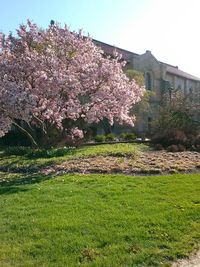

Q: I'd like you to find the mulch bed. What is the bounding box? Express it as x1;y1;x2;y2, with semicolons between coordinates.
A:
41;151;200;175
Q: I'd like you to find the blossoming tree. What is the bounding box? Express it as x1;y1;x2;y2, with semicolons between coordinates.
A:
0;21;144;147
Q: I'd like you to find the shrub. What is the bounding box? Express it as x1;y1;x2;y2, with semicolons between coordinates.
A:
151;130;187;148
173;130;187;145
184;134;196;149
94;135;106;143
166;145;179;152
119;133;127;140
193;135;200;151
195;134;200;146
126;133;136;141
0;131;31;146
4;146;32;156
105;133;116;141
152;130;200;151
151;133;169;147
178;144;186;152
26;149;49;158
195;144;200;152
119;132;136;141
154;144;164;151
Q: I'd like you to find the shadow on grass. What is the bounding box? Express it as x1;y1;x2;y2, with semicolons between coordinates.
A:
1;146;77;160
0;157;56;173
0;173;54;195
0;186;30;195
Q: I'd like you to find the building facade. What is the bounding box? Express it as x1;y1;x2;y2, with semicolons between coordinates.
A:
94;40;200;135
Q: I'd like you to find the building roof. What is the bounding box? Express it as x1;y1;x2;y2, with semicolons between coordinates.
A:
166;65;200;82
93;39;200;82
93;39;139;61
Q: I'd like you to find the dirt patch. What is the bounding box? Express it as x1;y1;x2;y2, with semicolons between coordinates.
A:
172;250;200;267
41;151;200;175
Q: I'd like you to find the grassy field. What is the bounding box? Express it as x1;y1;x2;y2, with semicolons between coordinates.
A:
1;171;200;267
0;144;200;266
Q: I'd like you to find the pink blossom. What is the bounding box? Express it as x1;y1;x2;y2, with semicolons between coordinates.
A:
0;20;144;143
71;127;84;139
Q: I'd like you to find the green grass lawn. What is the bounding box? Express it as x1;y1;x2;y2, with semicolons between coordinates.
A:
1;171;200;267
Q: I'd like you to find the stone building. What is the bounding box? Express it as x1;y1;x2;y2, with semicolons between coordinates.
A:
94;39;200;135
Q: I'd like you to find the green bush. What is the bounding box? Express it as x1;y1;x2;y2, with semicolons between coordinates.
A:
120;132;136;141
119;133;126;140
26;149;48;158
0;131;31;146
105;133;116;141
3;146;32;156
94;135;106;143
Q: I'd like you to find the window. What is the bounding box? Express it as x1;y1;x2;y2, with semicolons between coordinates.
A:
189;87;193;102
145;72;152;90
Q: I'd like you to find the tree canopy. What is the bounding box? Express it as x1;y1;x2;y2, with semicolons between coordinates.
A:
0;21;144;147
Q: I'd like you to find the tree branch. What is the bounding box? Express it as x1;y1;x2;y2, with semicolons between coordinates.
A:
32;114;47;135
12;121;38;148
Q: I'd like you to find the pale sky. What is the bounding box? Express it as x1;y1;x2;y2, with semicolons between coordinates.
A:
0;0;200;77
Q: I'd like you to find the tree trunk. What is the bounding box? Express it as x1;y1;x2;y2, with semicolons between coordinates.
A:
12;121;38;148
102;118;112;134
